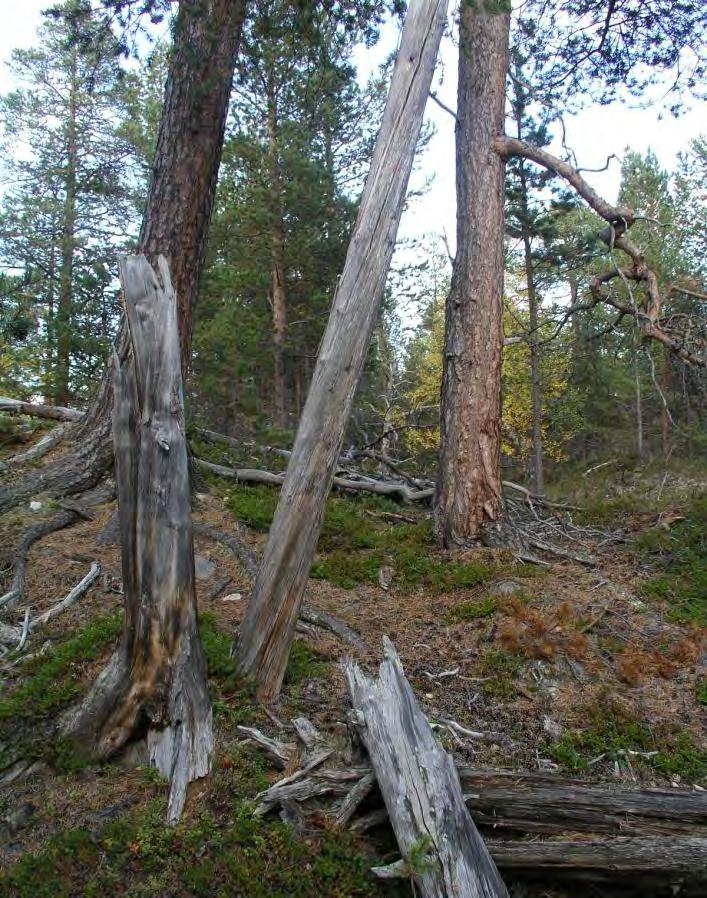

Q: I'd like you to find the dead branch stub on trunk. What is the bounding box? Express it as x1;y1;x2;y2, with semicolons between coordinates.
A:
61;255;211;823
344;637;508;898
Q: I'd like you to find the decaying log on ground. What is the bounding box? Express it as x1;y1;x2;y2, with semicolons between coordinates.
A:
344;638;508;897
487;836;707;890
0;397;83;422
242;737;707;842
61;256;212;823
459;768;707;837
194;457;435;503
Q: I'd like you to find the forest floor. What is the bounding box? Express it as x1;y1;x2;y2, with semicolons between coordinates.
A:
0;439;705;897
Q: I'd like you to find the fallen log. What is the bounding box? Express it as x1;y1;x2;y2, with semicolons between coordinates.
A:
460;768;707;837
344;638;508;897
0;397;82;422
488;836;707;890
194;458;435;503
240;738;707;841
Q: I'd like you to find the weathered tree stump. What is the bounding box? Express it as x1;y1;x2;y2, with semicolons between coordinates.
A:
344;638;508;898
62;256;212;822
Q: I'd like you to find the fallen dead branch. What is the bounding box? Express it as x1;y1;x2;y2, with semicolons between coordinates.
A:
0;562;101;645
194;458;435;504
0;397;83;422
28;562;101;631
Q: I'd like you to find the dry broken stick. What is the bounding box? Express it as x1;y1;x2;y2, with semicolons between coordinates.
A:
0;562;101;645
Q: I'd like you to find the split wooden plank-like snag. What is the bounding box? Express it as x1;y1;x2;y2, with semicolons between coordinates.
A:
62;256;211;822
344;638;508;898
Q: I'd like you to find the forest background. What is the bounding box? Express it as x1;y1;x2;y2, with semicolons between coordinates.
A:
1;0;705;489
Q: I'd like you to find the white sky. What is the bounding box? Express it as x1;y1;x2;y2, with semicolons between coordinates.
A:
1;0;704;298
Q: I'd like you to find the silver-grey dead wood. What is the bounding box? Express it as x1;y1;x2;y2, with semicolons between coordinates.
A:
233;0;450;703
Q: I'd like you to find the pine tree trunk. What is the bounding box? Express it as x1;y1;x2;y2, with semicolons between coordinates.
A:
522;221;544;495
435;3;511;547
660;348;671;461
0;0;247;513
267;87;288;429
233;0;449;702
635;349;644;460
62;257;211;824
55;50;78;407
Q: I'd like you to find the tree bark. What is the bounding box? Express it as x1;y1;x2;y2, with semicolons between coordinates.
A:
61;257;212;824
435;2;511;546
55;49;78;407
0;0;247;513
233;0;449;702
488;836;707;890
267;83;288;429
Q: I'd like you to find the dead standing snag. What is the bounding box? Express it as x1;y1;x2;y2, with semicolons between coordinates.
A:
61;256;212;823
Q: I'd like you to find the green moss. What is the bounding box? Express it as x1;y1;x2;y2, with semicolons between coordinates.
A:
697;678;707;707
0;615;122;723
0;774;405;898
476;649;523;700
224;487;501;593
638;494;707;625
198;613;260;727
446;595;499;623
225;484;279;531
549;697;707;782
284;640;329;686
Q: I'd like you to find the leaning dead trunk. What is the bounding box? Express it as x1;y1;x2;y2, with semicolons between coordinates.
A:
233;0;449;702
62;256;212;823
435;3;511;546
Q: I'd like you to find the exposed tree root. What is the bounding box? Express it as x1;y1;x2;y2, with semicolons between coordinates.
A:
193;521;258;579
0;422;113;516
193;521;367;653
1;510;80;611
1;422;73;471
